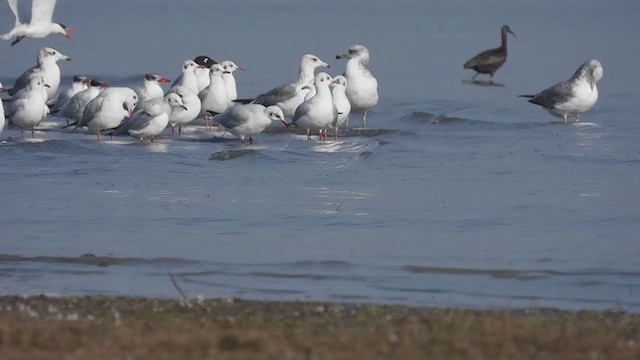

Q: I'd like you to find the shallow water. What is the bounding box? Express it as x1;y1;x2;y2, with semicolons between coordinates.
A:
0;0;639;311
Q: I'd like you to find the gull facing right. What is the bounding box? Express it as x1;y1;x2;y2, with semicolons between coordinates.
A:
520;59;603;123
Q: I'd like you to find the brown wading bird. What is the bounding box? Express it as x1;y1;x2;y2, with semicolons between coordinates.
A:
463;25;518;82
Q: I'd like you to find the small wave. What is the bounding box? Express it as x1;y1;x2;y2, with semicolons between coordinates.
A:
0;253;200;268
209;148;259;161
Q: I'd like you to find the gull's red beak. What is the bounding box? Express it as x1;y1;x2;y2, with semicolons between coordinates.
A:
158;77;171;83
280;120;289;127
82;78;91;84
65;28;75;41
237;66;247;71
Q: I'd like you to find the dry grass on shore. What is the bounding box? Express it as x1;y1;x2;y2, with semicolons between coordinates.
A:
0;295;638;359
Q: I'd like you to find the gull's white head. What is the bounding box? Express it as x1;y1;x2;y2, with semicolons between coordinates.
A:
264;106;288;127
165;92;187;111
209;64;225;78
586;59;604;83
181;60;199;73
300;54;329;72
39;47;71;64
221;60;246;74
121;91;138;117
336;44;370;62
52;22;75;41
145;73;171;84
313;72;334;89
331;75;347;88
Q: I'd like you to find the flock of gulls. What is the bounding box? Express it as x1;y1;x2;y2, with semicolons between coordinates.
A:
0;0;603;144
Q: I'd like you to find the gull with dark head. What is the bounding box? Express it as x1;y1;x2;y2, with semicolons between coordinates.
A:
50;75;89;113
59;79;108;126
251;54;329;118
213;104;287;144
520;59;603;123
463;25;517;82
336;44;378;128
0;0;75;46
135;73;171;103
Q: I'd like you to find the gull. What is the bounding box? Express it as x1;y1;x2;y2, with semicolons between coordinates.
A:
172;56;216;93
110;93;186;143
0;0;75;46
250;54;329;118
50;75;89;113
135;73;171;103
220;60;246;102
77;87;138;139
463;25;518;82
291;72;336;140
170;60;202;94
329;75;351;139
520;59;603;123
199;64;229;130
213;104;287;144
58;79;108;126
0;82;5;136
7;75;49;137
7;47;70;101
168;85;201;135
336;45;378;127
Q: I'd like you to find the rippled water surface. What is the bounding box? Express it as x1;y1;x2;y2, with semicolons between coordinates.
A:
1;0;639;311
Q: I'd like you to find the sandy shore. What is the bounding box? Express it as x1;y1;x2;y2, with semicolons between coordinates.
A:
0;295;638;359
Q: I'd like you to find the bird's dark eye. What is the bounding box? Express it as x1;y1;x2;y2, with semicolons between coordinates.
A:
348;49;355;54
49;51;55;55
312;58;318;62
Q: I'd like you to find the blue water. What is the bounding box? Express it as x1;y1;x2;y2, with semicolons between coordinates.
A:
0;0;639;311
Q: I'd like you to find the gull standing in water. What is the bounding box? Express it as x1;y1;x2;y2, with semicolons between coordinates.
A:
463;25;517;82
0;0;75;46
7;47;71;101
170;60;202;95
520;59;603;123
329;75;351;139
0;82;5;136
336;45;378;128
59;79;108;126
220;60;246;102
135;73;171;103
7;75;49;138
250;54;329;118
168;85;201;135
213;104;287;144
77;87;138;139
291;72;336;140
110;93;186;143
199;64;229;130
50;75;89;113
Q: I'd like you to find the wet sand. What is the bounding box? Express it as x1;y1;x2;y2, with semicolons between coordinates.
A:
0;295;638;359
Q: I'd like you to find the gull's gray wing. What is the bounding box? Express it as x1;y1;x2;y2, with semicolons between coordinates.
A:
527;80;575;109
291;101;310;124
8;66;38;96
215;104;256;129
79;94;105;127
253;84;296;106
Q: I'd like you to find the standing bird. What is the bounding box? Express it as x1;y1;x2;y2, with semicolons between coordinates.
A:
250;54;329;118
463;25;518;82
329;75;351;139
170;60;201;95
519;59;603;123
0;0;75;46
50;75;89;113
291;72;337;140
135;73;171;103
168;85;201;135
110;93;186;143
172;56;217;93
8;47;71;101
220;60;246;102
0;82;5;136
59;79;108;126
199;64;229;130
336;44;378;128
7;75;50;138
77;87;138;139
213;104;287;144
